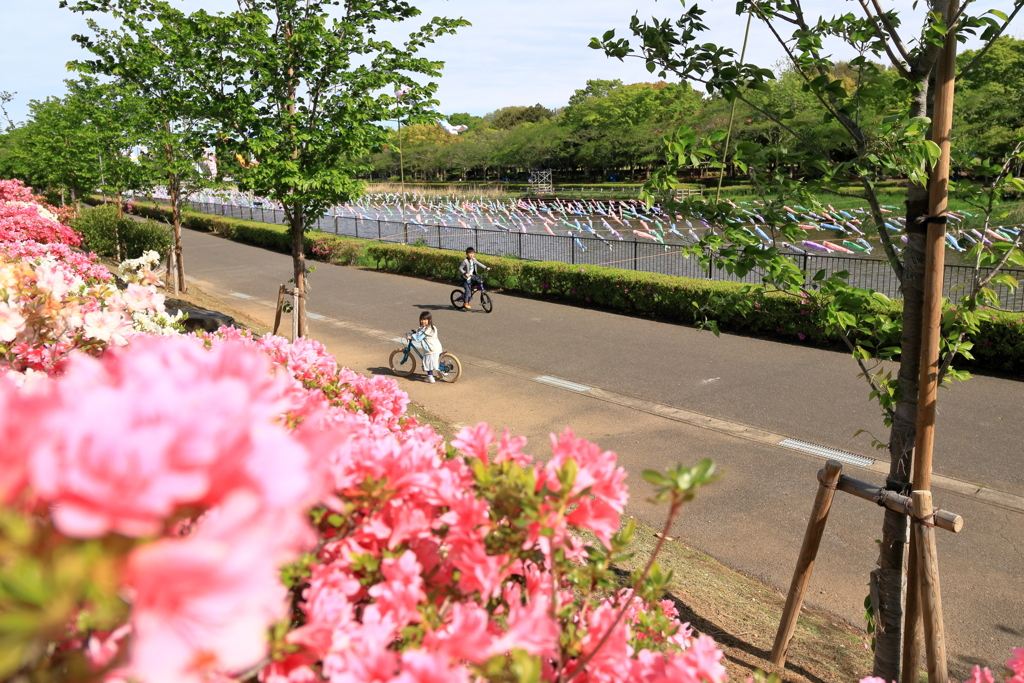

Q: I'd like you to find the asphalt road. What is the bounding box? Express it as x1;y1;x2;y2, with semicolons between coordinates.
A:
177;228;1024;675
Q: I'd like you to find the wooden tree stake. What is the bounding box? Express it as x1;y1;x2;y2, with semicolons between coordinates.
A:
770;460;843;668
901;523;923;683
273;284;286;336
912;490;947;683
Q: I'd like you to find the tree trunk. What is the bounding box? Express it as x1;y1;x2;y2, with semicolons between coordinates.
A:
168;173;186;294
871;80;931;681
289;206;307;338
163;121;186;294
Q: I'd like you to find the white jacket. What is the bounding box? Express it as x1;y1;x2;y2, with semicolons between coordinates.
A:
412;325;442;354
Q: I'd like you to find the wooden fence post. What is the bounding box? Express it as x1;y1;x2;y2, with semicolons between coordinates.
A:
770;460;843;668
912;490;947;683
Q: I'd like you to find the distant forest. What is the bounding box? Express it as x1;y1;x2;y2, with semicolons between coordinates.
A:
365;37;1024;184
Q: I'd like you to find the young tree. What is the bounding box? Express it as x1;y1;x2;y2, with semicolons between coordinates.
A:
17;94;103;206
89;0;465;336
593;1;1024;677
64;77;154;222
65;0;226;293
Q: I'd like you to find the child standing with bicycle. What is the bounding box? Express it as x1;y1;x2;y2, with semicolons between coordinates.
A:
459;247;490;309
408;311;442;383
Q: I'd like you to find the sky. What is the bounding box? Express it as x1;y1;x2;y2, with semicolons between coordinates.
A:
2;0;1022;126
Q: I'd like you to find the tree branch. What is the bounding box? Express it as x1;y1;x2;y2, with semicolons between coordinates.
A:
957;0;1024;79
856;0;911;76
870;0;913;65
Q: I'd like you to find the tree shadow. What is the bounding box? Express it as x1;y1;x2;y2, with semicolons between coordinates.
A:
608;566;831;683
996;623;1022;637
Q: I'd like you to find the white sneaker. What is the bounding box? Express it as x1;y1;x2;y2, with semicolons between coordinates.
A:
425;375;435;383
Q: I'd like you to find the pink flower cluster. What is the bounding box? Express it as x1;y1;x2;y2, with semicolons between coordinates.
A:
1;180;177;376
1;322;729;683
0;198;82;247
954;647;1024;683
1;336;325;683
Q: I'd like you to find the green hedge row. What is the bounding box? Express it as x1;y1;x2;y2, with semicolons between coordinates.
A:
365;242;1024;375
116;199;1024;376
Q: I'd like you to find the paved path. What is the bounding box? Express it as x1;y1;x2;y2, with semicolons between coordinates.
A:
178;228;1024;675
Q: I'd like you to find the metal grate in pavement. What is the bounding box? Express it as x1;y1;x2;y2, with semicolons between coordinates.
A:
778;438;875;468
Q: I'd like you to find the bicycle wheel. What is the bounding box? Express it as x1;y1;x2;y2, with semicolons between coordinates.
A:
389;348;417;377
480;292;493;313
436;353;462;383
450;289;466;309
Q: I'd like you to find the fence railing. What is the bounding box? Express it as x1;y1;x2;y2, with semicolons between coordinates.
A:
521;186;641;199
179;198;1024;312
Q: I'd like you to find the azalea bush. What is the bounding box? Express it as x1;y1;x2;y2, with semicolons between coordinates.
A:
0;328;725;683
0;180;181;378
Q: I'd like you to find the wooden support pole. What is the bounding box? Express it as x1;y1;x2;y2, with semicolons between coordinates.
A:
820;472;963;534
168;246;179;296
770;460;843;668
273;284;285;336
291;289;299;342
912;490;948;683
902;524;923;683
905;2;959;677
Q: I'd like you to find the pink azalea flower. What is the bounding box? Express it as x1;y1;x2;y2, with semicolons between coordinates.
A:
367;551;426;626
452;422;494;463
966;666;995;683
259;653;319;683
85;624;132;671
666;635;727;683
121;282;166;312
0;301;26;342
82;310;132;344
125;492;311;683
394;650;471;683
26;336;322;537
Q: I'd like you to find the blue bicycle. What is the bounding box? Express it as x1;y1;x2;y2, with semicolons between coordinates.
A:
389;334;462;382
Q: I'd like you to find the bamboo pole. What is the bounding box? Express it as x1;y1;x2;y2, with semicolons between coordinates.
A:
912;490;948;683
905;2;959;678
770;460;843;668
819;472;963;533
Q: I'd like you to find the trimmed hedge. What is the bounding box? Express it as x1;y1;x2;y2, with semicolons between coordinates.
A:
118;199;1024;376
73;205;173;260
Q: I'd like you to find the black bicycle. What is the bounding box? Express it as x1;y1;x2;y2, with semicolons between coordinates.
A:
451;277;493;313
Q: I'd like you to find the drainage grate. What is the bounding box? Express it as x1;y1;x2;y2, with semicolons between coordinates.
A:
778;438;875;468
229;292;253;299
534;376;591;392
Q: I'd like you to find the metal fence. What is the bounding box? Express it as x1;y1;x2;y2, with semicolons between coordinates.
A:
183;199;1024;312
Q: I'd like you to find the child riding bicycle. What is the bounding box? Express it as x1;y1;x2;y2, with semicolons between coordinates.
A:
459;247;490;309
